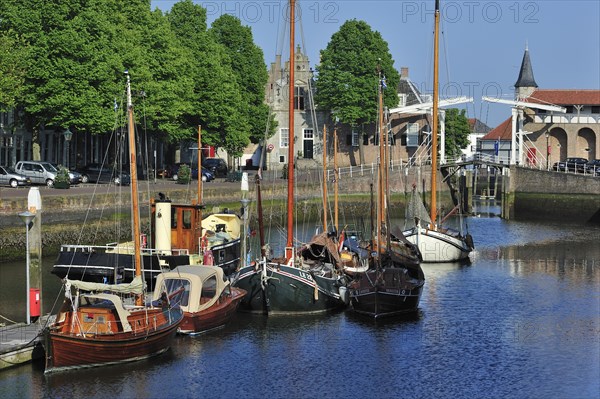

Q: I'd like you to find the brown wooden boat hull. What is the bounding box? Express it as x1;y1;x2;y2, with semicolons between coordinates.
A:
179;287;246;334
45;308;182;373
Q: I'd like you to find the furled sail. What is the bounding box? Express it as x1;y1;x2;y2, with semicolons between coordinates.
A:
406;190;432;226
65;276;144;295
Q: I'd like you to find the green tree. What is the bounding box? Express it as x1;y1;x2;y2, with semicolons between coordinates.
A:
443;108;471;160
0;29;29;111
1;0;124;158
209;14;273;144
315;19;399;164
167;0;249;156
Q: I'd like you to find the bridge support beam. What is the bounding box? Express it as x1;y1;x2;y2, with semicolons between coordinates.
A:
501;167;514;220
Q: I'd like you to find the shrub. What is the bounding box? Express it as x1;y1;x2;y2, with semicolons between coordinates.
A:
54;166;71;189
178;164;191;184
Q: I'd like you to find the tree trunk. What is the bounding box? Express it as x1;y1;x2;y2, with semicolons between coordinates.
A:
32;125;41;161
358;124;365;165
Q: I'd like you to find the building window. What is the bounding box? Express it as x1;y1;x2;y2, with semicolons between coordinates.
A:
280;128;289;148
406;123;419;147
279;155;286;163
591;106;600;114
565;106;574;114
398;94;407;107
294;87;305;110
182;210;192;229
303;129;313;139
351;127;359;147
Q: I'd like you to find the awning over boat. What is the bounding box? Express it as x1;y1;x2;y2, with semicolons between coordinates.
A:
153;265;228;313
65;276;144;295
300;232;342;266
80;293;133;332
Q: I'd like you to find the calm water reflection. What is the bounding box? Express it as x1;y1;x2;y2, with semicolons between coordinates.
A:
1;215;599;399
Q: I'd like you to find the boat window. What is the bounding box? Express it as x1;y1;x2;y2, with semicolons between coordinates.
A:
201;276;217;301
218;250;225;262
164;278;190;307
182;210;192;229
222;285;231;297
171;208;177;229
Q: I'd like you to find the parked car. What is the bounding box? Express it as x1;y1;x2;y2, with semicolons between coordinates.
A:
50;163;82;185
169;163;215;182
121;163;153;180
14;161;58;186
0;165;31;188
80;163;131;185
202;158;228;178
552;157;588;173
585;159;600;176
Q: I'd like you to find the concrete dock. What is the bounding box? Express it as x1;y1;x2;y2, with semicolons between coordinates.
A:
0;318;48;370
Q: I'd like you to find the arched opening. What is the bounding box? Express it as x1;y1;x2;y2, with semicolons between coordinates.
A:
549;127;567;163
578;127;597;160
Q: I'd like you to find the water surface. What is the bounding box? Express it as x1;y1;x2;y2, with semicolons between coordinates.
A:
1;215;599;398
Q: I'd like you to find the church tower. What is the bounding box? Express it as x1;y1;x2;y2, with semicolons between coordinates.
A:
514;44;538;100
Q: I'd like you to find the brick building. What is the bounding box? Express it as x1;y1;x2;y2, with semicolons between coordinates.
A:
481;47;600;167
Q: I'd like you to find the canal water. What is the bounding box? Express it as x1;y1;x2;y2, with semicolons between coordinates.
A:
1;208;599;399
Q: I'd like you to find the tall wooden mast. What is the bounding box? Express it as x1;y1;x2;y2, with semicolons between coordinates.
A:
126;71;142;305
377;65;385;253
322;124;328;232
197;126;202;204
430;0;440;228
197;125;203;245
333;126;339;233
285;0;295;261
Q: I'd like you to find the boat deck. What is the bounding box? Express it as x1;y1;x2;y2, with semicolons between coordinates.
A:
0;317;49;370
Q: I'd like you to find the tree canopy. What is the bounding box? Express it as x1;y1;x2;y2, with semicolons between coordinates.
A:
443;108;471;159
0;29;29;110
315;20;400;126
209;14;273;145
0;0;270;156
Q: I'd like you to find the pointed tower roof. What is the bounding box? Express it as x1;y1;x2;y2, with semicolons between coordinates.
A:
514;45;538;88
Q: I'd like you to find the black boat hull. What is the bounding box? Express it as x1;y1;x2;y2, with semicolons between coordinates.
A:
349;267;424;319
234;263;348;315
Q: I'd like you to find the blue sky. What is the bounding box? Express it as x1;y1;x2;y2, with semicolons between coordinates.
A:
153;0;600;129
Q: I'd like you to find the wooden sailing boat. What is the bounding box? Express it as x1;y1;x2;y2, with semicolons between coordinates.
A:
44;71;184;373
347;66;425;319
233;0;348;314
402;0;473;263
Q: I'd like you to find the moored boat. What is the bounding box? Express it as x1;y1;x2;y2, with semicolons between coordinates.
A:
44;71;183;373
153;265;246;335
401;0;474;263
45;278;183;373
347;62;425;318
233;0;348;315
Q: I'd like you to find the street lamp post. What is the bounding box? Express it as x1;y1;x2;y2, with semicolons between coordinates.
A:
240;198;251;269
18;211;36;325
63;128;73;169
545;132;550;170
